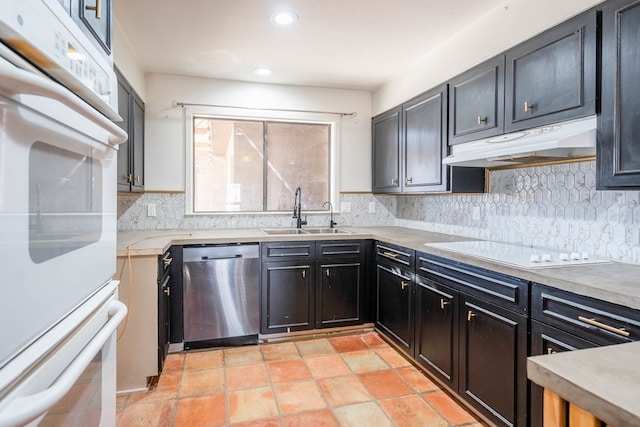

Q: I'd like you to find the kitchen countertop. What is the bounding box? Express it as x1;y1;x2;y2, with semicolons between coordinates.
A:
118;225;640;311
118;225;640;422
528;342;640;426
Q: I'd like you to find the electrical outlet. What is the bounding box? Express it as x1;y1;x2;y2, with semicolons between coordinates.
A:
472;206;481;221
368;202;376;213
340;202;351;212
147;203;157;217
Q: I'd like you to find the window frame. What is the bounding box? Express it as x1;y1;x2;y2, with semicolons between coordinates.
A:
185;106;339;215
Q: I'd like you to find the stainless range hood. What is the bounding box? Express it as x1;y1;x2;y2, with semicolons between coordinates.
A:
443;115;596;168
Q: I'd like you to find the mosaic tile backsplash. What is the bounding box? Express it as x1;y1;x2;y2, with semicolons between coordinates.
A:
118;160;640;264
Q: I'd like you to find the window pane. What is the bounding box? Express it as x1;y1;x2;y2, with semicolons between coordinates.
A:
193;118;264;212
266;122;330;211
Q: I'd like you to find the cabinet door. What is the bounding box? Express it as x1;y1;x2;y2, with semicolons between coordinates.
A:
375;264;413;353
372;107;401;193
131;92;145;192
505;10;596;132
261;262;313;334
316;261;363;328
598;0;640;189
72;0;112;55
402;85;448;193
157;274;170;373
449;55;505;145
116;76;131;192
460;295;528;427
415;277;458;390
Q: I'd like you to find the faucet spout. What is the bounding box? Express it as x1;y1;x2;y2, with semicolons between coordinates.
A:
323;201;336;228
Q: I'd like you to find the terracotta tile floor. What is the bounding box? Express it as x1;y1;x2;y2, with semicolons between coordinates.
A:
117;332;484;427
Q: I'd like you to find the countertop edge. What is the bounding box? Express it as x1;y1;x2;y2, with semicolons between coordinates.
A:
527;342;640;427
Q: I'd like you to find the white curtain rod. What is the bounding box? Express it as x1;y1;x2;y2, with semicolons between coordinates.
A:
173;101;357;118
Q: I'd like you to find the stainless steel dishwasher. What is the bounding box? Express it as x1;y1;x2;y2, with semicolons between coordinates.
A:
182;243;260;348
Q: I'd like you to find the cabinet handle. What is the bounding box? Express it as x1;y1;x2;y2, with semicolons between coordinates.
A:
85;0;102;19
163;287;170;296
405;177;413;185
302;270;306;279
467;310;476;322
163;257;173;267
477;115;486;125
126;174;133;183
326;268;330;277
382;251;398;258
401;281;409;290
440;299;450;310
547;348;556;355
524;101;535;113
577;316;630;337
135;175;140;183
391;178;398;185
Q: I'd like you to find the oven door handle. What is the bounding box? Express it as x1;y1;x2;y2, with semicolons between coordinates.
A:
0;59;128;146
0;300;127;427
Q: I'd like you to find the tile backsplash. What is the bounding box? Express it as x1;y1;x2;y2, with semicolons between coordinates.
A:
118;160;640;264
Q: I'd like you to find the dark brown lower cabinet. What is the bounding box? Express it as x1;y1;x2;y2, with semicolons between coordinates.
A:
261;262;314;334
375;263;414;354
414;276;458;390
316;261;364;328
459;295;528;427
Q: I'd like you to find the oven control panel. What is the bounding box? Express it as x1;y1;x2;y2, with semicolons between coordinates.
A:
0;0;119;120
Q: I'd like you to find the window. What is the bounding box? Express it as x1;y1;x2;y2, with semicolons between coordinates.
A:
191;117;331;213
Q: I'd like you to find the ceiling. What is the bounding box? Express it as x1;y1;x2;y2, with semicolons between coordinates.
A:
113;0;506;91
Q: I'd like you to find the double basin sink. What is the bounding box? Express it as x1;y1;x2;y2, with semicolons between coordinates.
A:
262;227;352;235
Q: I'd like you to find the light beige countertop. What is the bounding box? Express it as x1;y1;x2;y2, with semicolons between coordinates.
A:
528;342;640;426
118;226;640;311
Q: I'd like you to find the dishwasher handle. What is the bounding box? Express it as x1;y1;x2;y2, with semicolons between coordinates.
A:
200;254;243;260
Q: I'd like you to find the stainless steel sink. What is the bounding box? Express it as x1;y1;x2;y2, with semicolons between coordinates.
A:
303;227;352;234
262;228;309;235
262;227;352;235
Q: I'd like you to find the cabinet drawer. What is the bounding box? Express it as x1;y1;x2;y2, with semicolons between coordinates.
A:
261;241;314;261
532;283;640;346
417;253;528;315
316;240;364;258
376;242;414;268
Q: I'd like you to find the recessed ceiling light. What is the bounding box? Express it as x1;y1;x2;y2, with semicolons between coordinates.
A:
253;67;273;76
270;11;298;26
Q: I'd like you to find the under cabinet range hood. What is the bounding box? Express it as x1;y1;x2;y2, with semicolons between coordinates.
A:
443;115;596;168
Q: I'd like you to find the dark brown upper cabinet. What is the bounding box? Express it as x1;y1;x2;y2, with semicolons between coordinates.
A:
372;107;402;193
71;0;112;56
449;55;505;146
504;9;597;132
372;86;485;194
597;0;640;189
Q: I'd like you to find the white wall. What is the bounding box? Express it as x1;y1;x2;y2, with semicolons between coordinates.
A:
113;20;146;100
144;73;372;192
372;0;606;115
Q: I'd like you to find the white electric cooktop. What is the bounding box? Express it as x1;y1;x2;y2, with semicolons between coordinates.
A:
424;241;611;269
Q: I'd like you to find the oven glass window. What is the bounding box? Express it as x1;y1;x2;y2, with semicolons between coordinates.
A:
29;141;102;263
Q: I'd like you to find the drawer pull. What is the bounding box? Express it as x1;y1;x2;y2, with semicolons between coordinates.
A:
577;316;630;337
467;310;476;322
163;257;173;267
440;299;450;310
326;268;330;277
382;251;398;258
477;115;486;125
302;270;306;279
401;281;409;290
